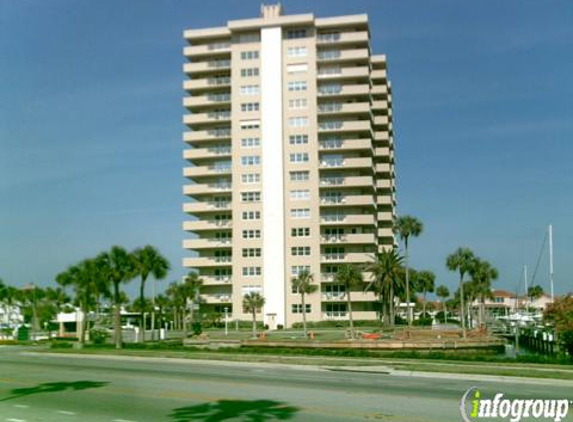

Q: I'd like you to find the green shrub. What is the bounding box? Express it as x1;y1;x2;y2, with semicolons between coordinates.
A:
89;328;109;345
413;317;433;326
50;340;74;349
192;322;203;336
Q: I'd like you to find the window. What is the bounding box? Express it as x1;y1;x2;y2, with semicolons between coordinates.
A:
287;46;307;57
318;84;342;95
214;268;232;279
289;117;308;127
242;229;261;239
240;85;259;95
241;51;259;60
291;246;311;256
241;137;260;148
287;63;308;74
291;208;310;218
286;29;307;39
324;284;346;299
291;265;311;276
290;171;309;182
241;191;261;202
317;32;341;42
242;211;261;220
240;120;260;129
288;99;308;110
291;227;310;237
317;66;341;76
241;102;259;112
241;173;260;184
326;303;347;317
242;267;261;277
242;248;261;258
324;246;345;261
240;68;259;77
214;250;232;262
238;33;259;43
241;155;261;166
289;134;308;145
291;304;311;314
317;50;341;60
290;189;310;200
214;214;231;224
290;153;309;163
287;81;307;91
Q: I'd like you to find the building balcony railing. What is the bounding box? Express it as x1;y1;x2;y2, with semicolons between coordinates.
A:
183;146;232;160
183;257;232;268
183;164;231;178
318;138;371;151
183;201;232;213
320;195;375;208
319;175;372;188
317;101;370;115
183;238;232;249
203;294;233;304
321;292;346;301
184;128;232;143
201;276;232;285
318;120;371;133
320;214;376;226
317;84;370;98
183;220;232;231
183;43;231;58
183;60;231;75
183;182;232;195
316;31;369;45
319;157;372;170
317;66;369;80
183;93;231;108
316;48;369;63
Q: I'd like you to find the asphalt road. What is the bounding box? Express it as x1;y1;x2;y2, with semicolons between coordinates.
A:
0;346;571;422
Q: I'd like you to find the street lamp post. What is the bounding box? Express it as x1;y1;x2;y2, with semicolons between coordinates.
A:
224;307;228;336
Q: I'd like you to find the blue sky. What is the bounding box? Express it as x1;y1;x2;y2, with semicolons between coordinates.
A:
0;0;571;299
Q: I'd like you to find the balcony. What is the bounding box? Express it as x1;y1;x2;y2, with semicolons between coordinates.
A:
320;252;372;263
317;102;370;116
371;69;387;80
316;31;369;45
183;256;232;268
317;66;369;80
183;220;232;231
201;276;232;286
318;84;370;98
320;233;376;244
203;294;233;304
183;76;231;92
374;131;390;143
321;292;346;301
377;211;394;222
320;214;376;226
375;147;390;157
375;162;392;174
183;111;231;127
183;93;231;109
183;59;231;75
373;115;390;127
318;120;371;134
376;179;392;190
183;238;232;250
320;157;372;170
183;146;232;160
183;182;232;195
318;138;371;151
183;42;231;58
183;165;231;178
183;201;231;214
184;128;231;143
320;194;375;208
371;85;388;96
377;228;394;239
371;101;389;111
317;48;369;63
319;175;372;188
377;195;394;206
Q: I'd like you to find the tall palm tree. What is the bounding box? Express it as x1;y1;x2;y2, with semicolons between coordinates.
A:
393;215;423;326
132;245;171;342
291;270;318;339
180;272;203;338
436;285;450;323
365;249;404;327
415;270;435;317
469;259;498;328
334;264;364;339
242;292;265;339
446;247;476;338
97;246;136;349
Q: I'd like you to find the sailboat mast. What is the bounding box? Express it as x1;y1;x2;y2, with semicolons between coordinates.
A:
549;224;554;303
523;265;528;311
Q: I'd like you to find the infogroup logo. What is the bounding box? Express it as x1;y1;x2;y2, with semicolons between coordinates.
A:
460;387;571;422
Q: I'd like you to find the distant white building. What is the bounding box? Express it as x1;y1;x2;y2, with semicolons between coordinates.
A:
0;303;24;328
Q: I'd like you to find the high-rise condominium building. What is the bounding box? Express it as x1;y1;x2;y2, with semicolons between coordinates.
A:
183;4;395;329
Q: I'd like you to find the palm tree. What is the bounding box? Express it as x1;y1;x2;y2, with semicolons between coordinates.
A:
436;285;450;323
242;292;265;339
334;264;364;339
365;249;404;327
291;270;318;338
415;270;435;317
132;245;171;342
446;247;476;338
393;215;423;326
180;272;203;338
528;285;544;301
469;259;498;328
97;246;136;349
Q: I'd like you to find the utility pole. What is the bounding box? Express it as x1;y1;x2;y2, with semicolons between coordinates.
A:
549;224;554;303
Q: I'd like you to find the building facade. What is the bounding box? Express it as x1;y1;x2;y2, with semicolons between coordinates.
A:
182;4;396;328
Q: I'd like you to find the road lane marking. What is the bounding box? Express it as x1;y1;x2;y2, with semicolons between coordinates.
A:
7;418;27;422
114;419;138;422
57;410;76;415
12;405;28;408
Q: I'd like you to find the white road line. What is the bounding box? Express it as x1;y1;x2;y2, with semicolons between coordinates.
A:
12;405;28;408
7;418;27;422
57;411;76;415
114;419;138;422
